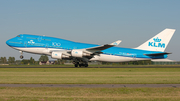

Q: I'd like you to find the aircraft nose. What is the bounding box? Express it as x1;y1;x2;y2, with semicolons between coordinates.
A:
6;38;13;46
6;39;10;46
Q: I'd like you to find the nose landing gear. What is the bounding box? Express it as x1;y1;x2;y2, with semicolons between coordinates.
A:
19;51;24;59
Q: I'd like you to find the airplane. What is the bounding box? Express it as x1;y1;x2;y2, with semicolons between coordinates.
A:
6;28;175;67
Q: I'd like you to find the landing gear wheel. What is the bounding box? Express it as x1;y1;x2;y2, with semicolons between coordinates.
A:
75;64;78;67
20;55;24;59
84;64;88;67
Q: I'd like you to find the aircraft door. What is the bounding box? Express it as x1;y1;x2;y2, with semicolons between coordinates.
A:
38;36;42;42
45;43;49;48
45;43;49;53
24;41;27;47
132;55;136;61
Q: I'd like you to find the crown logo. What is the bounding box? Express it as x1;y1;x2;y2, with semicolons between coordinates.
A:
153;37;161;42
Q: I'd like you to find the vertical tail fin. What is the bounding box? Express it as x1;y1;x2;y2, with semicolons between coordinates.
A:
135;28;176;52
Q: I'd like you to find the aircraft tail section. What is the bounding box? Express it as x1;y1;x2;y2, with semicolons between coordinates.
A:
135;28;175;52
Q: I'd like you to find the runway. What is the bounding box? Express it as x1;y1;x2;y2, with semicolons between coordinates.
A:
0;66;180;68
0;84;180;88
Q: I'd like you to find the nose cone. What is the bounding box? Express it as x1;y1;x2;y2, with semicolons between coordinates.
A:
6;39;11;46
6;38;13;47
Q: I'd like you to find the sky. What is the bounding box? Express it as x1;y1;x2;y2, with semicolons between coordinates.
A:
0;0;180;61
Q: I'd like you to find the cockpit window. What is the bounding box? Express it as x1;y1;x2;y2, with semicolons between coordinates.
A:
17;35;20;37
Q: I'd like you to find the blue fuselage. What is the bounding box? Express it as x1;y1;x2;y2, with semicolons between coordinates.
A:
6;34;168;61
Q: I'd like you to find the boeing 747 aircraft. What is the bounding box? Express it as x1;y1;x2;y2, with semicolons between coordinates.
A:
6;29;175;67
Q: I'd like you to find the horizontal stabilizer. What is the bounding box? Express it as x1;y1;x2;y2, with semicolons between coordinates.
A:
151;59;175;62
144;52;171;56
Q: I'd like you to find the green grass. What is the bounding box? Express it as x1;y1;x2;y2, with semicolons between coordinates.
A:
0;68;180;84
0;67;180;101
0;87;180;101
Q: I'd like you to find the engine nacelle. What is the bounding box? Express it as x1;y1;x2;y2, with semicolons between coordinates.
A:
71;50;83;57
71;50;91;57
51;52;63;59
51;52;69;59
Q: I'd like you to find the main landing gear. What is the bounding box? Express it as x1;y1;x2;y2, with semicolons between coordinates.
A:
73;61;88;67
19;51;24;59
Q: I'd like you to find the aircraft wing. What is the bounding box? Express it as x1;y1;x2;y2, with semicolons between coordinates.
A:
49;40;121;61
86;40;121;52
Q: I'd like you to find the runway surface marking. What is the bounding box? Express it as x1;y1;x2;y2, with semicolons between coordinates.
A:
0;84;180;88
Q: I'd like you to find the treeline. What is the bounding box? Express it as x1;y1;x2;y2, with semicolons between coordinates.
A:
0;56;36;65
0;55;49;65
0;55;66;65
21;57;36;65
0;57;16;64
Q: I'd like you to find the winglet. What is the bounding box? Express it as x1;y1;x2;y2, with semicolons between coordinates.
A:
109;40;122;46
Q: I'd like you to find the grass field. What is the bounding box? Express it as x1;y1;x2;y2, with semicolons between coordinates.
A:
0;67;180;84
0;87;180;101
1;67;180;101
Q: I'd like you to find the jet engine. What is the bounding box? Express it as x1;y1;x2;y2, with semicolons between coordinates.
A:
71;50;91;57
51;52;69;59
